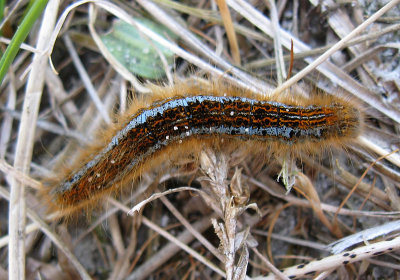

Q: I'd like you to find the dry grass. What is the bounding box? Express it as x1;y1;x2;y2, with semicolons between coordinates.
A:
1;0;400;279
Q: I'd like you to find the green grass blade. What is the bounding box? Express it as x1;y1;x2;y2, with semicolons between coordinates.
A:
0;0;49;86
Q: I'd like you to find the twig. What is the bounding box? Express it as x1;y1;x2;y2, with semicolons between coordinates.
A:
8;1;59;278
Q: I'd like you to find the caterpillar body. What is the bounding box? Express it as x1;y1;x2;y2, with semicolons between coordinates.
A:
44;81;362;216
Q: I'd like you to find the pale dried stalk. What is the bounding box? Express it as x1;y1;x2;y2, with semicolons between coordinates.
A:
200;149;257;280
264;236;400;279
268;0;286;84
9;1;59;279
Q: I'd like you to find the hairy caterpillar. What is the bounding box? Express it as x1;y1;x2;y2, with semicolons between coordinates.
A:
43;81;363;216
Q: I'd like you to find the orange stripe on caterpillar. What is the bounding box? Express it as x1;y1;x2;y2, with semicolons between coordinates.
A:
43;82;363;216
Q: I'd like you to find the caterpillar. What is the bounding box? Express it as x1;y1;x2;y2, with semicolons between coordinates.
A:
43;81;363;216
